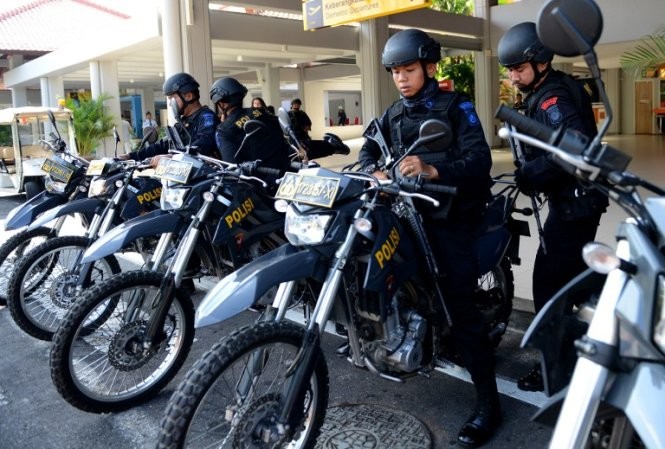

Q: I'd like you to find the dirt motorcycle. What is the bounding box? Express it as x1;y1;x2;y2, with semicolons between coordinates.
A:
496;1;665;448
155;118;528;448
5;155;161;341
0;111;91;305
48;124;299;413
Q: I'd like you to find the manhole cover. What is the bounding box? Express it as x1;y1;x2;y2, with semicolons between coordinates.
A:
316;403;432;449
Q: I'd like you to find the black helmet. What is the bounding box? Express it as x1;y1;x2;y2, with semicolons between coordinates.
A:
210;77;248;106
381;29;441;71
498;22;553;68
163;72;200;96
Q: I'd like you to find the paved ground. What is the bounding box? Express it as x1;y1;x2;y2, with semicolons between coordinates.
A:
0;186;555;449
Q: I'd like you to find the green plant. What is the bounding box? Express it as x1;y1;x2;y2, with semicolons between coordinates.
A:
0;124;11;146
620;28;665;78
65;94;115;157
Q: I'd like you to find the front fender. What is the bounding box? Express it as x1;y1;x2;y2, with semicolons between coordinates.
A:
4;190;65;230
28;197;104;231
522;268;606;396
81;210;183;263
195;245;321;328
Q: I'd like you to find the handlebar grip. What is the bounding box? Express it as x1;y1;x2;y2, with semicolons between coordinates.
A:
495;105;555;143
421;183;458;196
257;166;281;177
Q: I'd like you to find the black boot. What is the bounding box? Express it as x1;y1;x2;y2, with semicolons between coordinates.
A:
517;363;544;392
458;379;502;448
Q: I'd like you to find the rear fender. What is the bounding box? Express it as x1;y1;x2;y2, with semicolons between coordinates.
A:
27;197;105;231
81;210;183;263
4;190;65;230
522;268;606;396
195;245;321;328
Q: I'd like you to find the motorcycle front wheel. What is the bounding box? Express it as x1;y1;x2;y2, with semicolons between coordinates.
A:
49;270;195;413
157;320;329;449
6;235;120;340
0;226;52;305
585;404;645;449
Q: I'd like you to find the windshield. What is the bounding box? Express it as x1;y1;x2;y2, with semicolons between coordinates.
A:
15;115;75;150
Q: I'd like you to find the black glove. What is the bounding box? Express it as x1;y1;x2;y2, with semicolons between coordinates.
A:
514;164;537;194
323;133;350;155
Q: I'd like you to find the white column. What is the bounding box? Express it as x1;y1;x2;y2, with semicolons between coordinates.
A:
40;76;64;108
94;60;122;157
264;65;281;111
8;55;27;107
40;77;50;107
179;0;213;107
475;0;500;147
89;61;102;100
142;88;156;119
358;18;393;125
161;0;184;79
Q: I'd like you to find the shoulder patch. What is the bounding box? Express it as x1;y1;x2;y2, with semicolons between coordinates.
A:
541;96;558;110
546;105;563;126
458;101;480;126
202;114;215;128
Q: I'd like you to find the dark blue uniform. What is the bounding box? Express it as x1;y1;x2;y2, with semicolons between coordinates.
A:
519;69;608;312
215;107;291;172
359;84;496;386
130;106;219;161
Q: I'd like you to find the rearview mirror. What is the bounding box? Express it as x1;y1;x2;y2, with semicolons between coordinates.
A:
276;107;291;133
418;119;452;152
537;0;602;57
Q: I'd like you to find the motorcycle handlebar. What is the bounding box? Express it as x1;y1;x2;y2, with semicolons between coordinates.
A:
420;183;458;196
495;105;557;144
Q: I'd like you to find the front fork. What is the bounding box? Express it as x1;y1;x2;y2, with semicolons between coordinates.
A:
548;240;627;449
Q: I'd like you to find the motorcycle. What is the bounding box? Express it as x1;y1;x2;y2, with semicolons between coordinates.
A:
5;155;161;340
495;0;665;447
48;125;298;413
155;117;528;448
0;110;91;305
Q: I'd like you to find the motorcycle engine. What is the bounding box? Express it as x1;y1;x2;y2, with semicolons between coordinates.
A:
357;290;427;373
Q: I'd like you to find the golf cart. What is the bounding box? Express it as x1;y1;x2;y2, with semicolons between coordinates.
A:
0;106;79;198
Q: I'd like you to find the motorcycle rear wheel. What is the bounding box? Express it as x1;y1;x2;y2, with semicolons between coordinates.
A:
157;320;329;449
49;270;195;413
0;226;52;306
6;235;120;340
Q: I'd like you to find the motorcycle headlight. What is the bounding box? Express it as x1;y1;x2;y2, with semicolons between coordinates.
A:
160;184;190;210
653;274;665;355
45;178;67;193
284;205;333;246
88;178;109;197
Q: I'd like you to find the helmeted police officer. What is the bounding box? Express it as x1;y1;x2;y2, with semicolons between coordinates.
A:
498;22;608;392
210;77;291;175
123;72;219;161
358;28;499;448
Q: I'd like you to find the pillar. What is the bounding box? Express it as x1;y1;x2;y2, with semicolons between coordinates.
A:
8;55;27;107
358;18;393;125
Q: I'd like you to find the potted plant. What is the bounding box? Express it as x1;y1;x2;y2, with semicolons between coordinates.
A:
620;28;665;77
65;94;115;158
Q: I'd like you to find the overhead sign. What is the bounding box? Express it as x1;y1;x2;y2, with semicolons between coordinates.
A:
303;0;431;31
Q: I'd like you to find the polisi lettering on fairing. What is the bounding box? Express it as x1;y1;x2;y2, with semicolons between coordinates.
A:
224;197;255;228
136;187;162;204
374;227;400;270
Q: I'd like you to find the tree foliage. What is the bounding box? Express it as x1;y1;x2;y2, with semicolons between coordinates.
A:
620;28;665;78
65;94;115;157
430;0;476;98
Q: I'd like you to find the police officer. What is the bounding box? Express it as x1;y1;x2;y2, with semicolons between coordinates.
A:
288;98;350;160
121;72;219;161
358;29;498;448
498;22;608;392
210;77;291;175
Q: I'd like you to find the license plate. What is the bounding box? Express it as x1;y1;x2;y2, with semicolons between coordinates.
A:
275;172;340;208
86;160;108;176
41;157;76;183
153;158;193;184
